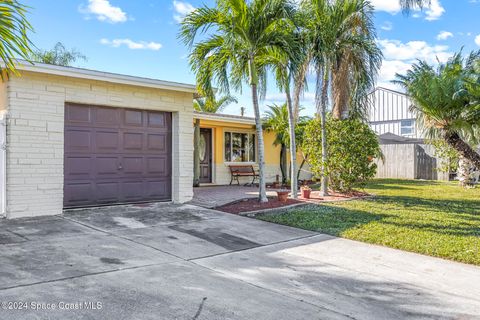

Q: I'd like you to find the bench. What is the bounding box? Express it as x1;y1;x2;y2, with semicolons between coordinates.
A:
228;165;259;186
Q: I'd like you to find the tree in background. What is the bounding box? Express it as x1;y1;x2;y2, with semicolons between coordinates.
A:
192;94;237;187
30;42;87;66
0;0;33;76
181;0;296;202
394;50;480;170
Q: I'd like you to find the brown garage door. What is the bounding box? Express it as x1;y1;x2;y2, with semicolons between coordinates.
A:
64;103;172;208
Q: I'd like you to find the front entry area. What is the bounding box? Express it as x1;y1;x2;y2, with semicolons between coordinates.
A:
199;128;212;183
63;103;172;208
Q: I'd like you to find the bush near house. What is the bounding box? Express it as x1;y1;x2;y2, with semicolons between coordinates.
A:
304;117;382;192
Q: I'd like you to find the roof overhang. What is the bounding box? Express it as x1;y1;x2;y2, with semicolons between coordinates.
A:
9;60;197;94
194;111;256;125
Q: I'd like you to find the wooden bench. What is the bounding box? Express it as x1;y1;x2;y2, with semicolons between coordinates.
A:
228;165;259;186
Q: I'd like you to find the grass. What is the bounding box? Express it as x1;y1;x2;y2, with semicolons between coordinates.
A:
258;179;480;265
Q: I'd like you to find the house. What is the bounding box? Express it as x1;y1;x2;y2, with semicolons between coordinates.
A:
368;87;420;139
0;62;302;219
367;87;449;181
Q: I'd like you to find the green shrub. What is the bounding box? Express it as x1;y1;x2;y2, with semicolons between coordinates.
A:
303;117;382;192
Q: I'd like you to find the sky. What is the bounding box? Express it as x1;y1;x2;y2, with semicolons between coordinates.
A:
22;0;480;117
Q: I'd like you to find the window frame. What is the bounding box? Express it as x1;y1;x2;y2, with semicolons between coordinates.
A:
224;130;257;163
400;119;415;136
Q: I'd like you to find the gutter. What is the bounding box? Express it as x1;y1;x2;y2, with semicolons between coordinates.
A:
0;111;6;217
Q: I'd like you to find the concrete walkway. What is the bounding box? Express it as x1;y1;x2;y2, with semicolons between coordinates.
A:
190;185;278;208
0;203;478;319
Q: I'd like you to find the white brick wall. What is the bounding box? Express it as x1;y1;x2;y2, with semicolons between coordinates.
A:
4;71;194;218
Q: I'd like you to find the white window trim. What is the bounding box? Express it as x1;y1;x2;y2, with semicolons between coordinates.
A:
223;130;258;164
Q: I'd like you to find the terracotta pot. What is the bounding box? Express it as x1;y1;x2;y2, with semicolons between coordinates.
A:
301;189;311;199
276;191;289;203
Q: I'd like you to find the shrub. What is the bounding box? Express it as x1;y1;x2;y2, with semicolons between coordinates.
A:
303;117;382;192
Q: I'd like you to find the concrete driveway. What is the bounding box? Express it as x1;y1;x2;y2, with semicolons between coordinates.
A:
0;203;478;320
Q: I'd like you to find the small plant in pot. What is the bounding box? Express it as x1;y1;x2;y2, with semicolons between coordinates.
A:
276;190;289;203
301;185;311;199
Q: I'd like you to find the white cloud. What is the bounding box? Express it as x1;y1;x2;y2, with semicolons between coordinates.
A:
436;31;453;41
475;35;480;46
173;1;196;23
376;38;452;90
370;0;401;14
100;38;162;51
81;0;127;23
378;39;451;64
381;21;393;31
425;0;445;21
371;0;444;21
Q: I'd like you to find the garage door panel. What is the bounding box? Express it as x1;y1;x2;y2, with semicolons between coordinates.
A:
123;132;144;151
147;134;167;152
65;129;92;153
64;182;94;204
122;157;144;174
65;104;92;125
64;104;172;208
95;157;119;176
146;157;169;175
95;131;119;152
121;181;145;200
146;180;170;198
124;109;143;127
96;182;120;203
95;107;120;126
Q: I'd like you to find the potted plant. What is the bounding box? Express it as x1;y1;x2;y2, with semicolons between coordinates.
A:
276;190;289;202
301;185;311;199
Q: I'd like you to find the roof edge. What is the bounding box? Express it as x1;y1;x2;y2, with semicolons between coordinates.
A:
11;60;197;94
194;111;256;125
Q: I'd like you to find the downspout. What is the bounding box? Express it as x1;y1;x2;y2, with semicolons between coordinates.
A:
0;111;6;217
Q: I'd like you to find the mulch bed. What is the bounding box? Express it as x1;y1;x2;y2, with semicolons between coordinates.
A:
215;190;370;214
216;197;302;214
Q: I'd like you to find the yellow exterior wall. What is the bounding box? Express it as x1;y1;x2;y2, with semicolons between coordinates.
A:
194;117;311;184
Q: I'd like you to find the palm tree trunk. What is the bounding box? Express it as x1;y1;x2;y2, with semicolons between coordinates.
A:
251;83;268;202
318;67;329;196
193;118;201;187
445;131;480;170
285;86;297;199
280;144;287;184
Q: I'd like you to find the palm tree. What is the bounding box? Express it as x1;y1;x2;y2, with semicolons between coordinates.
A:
0;0;33;76
263;104;289;184
394;51;480;169
180;0;296;202
263;103;310;185
30;42;87;66
301;0;381;195
192;94;237;187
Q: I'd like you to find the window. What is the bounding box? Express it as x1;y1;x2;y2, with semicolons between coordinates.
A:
224;132;256;162
400;119;415;136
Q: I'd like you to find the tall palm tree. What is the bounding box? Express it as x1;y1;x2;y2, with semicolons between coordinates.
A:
394;51;480;169
301;0;381;195
0;0;33;76
192;94;237;187
180;0;296;202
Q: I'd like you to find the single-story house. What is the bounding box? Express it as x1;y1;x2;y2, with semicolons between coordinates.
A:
0;62;306;219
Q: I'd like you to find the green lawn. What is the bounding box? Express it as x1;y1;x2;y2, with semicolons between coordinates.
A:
258;179;480;265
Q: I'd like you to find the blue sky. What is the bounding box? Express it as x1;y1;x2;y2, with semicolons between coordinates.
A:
23;0;480;116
